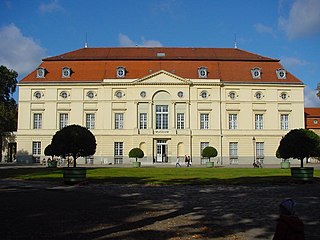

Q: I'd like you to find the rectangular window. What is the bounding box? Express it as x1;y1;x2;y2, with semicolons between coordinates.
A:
59;113;68;130
139;113;147;129
200;142;209;164
200;113;209;129
228;114;238;129
32;141;41;155
156;105;168;129
33;113;42;129
114;142;123;164
177;113;185;129
86;113;95;129
256;142;264;162
229;142;238;164
255;114;264;130
115;113;124;129
280;114;289;130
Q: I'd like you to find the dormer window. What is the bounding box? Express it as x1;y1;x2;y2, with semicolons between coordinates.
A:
62;67;71;78
276;68;286;79
251;67;261;79
117;67;126;78
36;68;46;78
198;67;208;78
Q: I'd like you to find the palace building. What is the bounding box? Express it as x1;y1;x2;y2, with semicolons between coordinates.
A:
16;47;305;165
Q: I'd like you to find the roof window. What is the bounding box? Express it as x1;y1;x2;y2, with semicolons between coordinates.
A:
198;67;208;78
36;68;46;78
117;66;126;78
276;68;286;79
62;67;71;78
251;67;261;79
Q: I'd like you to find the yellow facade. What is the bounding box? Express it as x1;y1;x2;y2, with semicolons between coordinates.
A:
17;68;304;165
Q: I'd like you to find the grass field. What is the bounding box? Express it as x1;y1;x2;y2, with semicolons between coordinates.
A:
1;167;319;185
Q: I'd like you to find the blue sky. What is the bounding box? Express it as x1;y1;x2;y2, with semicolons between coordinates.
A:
1;0;319;106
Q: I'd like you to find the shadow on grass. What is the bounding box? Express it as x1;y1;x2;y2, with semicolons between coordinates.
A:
1;167;319;186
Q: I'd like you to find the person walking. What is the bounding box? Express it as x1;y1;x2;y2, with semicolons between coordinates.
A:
175;157;181;167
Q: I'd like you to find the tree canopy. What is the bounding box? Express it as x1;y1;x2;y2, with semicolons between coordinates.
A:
0;65;18;134
277;128;320;167
50;124;96;167
202;146;218;162
0;65;18;162
129;148;144;162
44;144;54;158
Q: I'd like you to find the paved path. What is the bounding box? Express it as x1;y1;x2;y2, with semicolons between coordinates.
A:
0;179;319;240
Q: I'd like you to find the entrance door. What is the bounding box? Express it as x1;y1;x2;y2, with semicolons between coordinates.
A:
156;140;168;162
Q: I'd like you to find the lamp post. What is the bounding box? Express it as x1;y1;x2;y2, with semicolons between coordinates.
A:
252;136;256;165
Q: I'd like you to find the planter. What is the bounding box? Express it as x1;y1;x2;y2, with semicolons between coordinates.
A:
291;167;314;182
47;161;57;168
206;162;214;168
280;161;290;169
133;162;141;168
63;167;86;185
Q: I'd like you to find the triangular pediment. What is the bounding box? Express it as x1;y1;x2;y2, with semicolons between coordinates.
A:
133;70;192;85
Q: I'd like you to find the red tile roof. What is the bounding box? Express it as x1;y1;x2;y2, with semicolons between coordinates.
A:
44;47;277;61
20;47;303;84
305;108;320;129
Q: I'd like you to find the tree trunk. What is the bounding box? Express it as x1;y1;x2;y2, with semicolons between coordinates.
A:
73;154;77;168
300;157;304;168
0;133;2;162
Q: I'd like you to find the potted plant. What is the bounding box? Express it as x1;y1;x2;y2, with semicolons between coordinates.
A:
44;144;57;168
276;148;290;169
129;148;144;168
277;128;320;181
202;146;217;168
50;124;96;184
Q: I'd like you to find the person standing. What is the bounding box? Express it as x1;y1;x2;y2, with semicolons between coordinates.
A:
273;199;305;240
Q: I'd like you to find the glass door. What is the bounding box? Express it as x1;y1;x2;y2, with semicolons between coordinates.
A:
156;140;168;162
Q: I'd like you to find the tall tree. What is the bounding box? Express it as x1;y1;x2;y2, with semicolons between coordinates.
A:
317;83;320;99
0;65;18;162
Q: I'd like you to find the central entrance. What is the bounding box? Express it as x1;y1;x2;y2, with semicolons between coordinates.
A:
156;140;168;163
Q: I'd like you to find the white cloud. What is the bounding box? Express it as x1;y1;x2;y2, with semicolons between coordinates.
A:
278;0;320;39
0;24;46;76
118;33;163;47
39;0;64;14
304;85;320;107
254;23;276;37
280;57;308;68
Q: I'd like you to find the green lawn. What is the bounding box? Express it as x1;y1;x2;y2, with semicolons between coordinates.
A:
1;167;319;185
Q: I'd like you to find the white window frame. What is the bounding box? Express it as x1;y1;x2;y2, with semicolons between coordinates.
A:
32;141;41;155
115;113;124;129
33;113;42;129
59;113;68;130
200;113;209;129
255;114;264;130
177;113;185;129
256;142;264;161
139;113;147;129
200;142;210;164
114;142;123;164
280;114;289;130
156;105;168;129
229;142;238;164
228;114;238;130
86;113;95;129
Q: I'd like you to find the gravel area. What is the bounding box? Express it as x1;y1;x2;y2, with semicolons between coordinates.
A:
0;179;319;240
